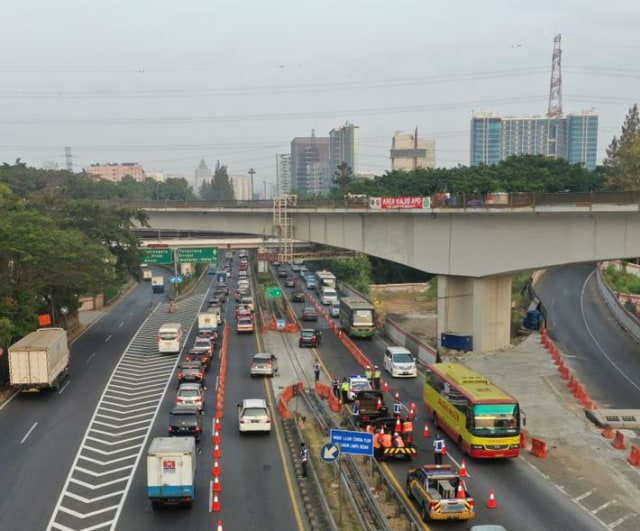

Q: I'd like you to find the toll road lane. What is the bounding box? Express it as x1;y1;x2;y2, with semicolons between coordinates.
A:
0;282;158;531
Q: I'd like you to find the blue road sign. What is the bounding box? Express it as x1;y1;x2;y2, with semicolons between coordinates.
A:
330;429;374;457
320;443;340;463
170;275;184;284
276;319;286;330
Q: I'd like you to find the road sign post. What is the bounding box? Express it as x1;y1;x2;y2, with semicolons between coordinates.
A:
320;443;340;463
265;287;283;299
330;429;374;457
140;248;173;265
176;247;217;264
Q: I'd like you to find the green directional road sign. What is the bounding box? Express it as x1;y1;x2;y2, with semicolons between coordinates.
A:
140;248;173;265
266;286;283;299
177;247;217;264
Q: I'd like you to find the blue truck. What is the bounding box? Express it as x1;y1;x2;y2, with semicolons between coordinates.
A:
147;437;196;510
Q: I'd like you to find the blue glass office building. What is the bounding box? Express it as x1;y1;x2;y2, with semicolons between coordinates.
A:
470;114;503;166
566;112;598;170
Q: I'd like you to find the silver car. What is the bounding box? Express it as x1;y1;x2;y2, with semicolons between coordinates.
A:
250;353;278;377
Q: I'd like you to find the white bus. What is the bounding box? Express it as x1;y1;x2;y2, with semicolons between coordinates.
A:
158;323;184;354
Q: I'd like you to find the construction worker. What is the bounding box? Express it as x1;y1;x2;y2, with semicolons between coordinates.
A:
382;430;392;449
433;432;446;465
373;365;382;390
331;378;340;399
364;366;373;385
392;432;405;448
402;418;414;444
373;429;383;459
340;377;349;403
299;442;309;478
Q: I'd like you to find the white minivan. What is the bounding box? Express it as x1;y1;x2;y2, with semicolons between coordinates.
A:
383;346;417;378
237;398;271;433
157;323;184;354
320;287;338;305
330;300;340;318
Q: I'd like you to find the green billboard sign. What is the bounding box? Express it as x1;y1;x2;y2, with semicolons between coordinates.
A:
177;247;217;264
140;248;173;265
266;286;283;299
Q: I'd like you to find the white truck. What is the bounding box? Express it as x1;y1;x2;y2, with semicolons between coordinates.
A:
147;437;197;510
142;269;153;281
8;328;70;392
152;276;165;293
198;310;220;335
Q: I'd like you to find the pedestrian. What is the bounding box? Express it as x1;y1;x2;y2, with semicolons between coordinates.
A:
313;360;321;383
352;400;360;423
433;432;446;465
299;442;309;478
373;365;381;390
331;377;340;399
340;377;349;403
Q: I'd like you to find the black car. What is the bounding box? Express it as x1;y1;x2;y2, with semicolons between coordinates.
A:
291;290;306;303
299;328;322;348
177;361;205;384
213;290;227;302
185;348;211;371
168;405;203;440
302;306;318;321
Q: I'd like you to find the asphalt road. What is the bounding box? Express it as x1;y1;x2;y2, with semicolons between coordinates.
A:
537;263;640;409
282;264;605;531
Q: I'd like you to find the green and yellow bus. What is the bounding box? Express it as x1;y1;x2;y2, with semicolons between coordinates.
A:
339;297;376;338
424;363;521;458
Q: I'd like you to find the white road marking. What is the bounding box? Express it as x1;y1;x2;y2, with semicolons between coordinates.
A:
86;352;97;363
591;500;614;514
209;480;213;513
609;513;638;528
105;335;112;342
118;322;124;328
58;380;71;394
573;489;596;502
21;422;38;444
0;390;19;411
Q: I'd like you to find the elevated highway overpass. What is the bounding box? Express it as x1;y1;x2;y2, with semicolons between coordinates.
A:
132;192;640;352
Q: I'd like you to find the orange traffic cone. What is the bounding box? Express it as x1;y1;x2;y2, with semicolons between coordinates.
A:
212;494;221;512
214;444;221;458
214;430;221;445
212;460;220;477
213;476;221;492
487;489;497;509
423;424;430;438
395;417;402;432
459;459;469;477
457;482;466;499
380;426;385;435
376;398;382;410
215;417;221;432
217;521;223;531
394;391;400;401
383;381;389;393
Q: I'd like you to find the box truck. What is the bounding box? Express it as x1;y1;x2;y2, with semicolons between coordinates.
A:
147;437;197;510
8;328;70;392
198;310;220;335
152;276;165;293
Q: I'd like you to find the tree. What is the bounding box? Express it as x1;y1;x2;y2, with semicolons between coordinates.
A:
333;162;353;194
604;103;640;190
201;162;234;201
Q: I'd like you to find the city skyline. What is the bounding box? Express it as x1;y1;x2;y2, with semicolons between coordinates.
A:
0;1;636;190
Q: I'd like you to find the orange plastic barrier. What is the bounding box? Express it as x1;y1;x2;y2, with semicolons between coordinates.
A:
559;366;569;380
601;427;615;439
530;437;548;458
612;430;626;450
628;444;640;466
520;430;528;448
315;383;331;399
327;394;342;413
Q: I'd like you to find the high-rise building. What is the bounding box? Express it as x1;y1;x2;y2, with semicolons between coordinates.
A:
277;154;292;194
329;122;359;178
470;111;598;170
291;131;330;195
390;130;436;170
85;162;147;182
230;175;252;200
194;159;211;191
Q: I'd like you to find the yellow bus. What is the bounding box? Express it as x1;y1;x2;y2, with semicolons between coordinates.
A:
424;363;521;458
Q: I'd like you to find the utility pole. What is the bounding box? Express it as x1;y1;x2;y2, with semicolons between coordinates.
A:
64;147;73;172
263;180;267;200
547;34;563;159
248;168;256;200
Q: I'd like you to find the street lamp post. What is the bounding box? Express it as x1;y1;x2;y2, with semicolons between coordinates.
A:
248;168;256;201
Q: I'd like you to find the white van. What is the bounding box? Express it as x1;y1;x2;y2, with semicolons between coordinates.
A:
157;323;184;354
237;398;271;433
330;300;340;318
383;346;417;378
321;287;338;306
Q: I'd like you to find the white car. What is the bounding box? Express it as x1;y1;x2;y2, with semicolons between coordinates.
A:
238;398;271;433
383;346;417;378
348;375;372;401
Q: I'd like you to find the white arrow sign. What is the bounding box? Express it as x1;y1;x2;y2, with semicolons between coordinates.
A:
320;443;340;462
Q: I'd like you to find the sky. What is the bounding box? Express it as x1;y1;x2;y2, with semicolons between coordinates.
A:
0;0;638;191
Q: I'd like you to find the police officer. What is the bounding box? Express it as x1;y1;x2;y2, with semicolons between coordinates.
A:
299;442;309;478
433;432;446;465
331;377;340;399
351;400;360;423
393;398;402;418
364;366;373;385
313;360;321;383
373;365;382;390
340;377;350;403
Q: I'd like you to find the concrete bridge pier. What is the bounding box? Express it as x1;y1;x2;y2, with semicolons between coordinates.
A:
437;274;512;353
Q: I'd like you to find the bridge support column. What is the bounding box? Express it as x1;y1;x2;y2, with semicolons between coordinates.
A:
437;274;512;353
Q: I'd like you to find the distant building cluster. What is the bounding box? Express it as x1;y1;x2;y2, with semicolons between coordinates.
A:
470;110;598;170
85;162;147;182
390;130;436;171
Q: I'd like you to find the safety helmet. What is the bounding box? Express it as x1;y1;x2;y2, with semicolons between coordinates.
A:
374;365;379;368
393;432;399;436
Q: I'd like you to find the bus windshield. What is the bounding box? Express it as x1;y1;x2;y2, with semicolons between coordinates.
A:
353;310;374;326
472;404;519;437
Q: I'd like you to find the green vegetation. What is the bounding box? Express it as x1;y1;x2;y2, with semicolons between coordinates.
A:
199;161;235;201
602;264;640;295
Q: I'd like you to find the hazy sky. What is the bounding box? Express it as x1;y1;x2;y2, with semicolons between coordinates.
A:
0;0;637;189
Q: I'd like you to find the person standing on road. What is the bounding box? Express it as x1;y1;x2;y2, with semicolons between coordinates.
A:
364;366;373;386
299;442;309;478
433;432;446;465
332;377;340;398
340;377;349;403
313;360;321;383
373;365;382;390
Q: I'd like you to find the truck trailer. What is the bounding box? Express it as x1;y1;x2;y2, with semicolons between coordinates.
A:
8;328;70;392
147;437;196;510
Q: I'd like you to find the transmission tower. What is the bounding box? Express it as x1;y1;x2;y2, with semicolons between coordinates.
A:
546;34;563;158
64;146;73;172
